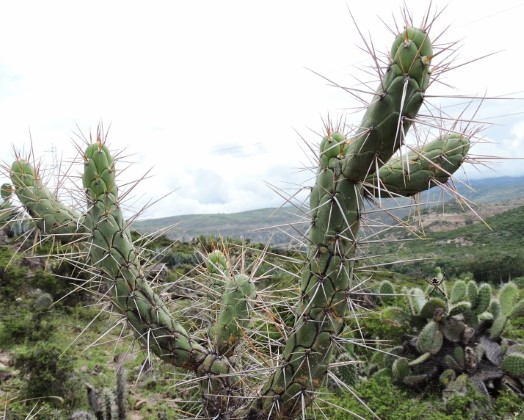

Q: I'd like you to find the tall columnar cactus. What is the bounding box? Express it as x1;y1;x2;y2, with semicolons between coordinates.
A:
249;26;437;418
10;20;478;419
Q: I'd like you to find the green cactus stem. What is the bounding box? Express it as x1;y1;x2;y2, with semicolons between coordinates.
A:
210;273;256;356
342;27;433;182
10;158;83;242
365;134;470;198
82;139;237;416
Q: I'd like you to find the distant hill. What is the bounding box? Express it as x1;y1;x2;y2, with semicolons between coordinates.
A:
132;175;524;246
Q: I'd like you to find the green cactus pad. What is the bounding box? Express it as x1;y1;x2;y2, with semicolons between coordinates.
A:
449;280;467;304
466;280;478;307
498;282;519;316
441;317;466;343
509;299;524;319
408;287;427;315
501;353;524;378
439;369;456;387
392;357;412;383
419;298;447;320
449;301;471;316
379;280;396;305
489;315;508;340
381;306;410;327
416;320;443;354
473;283;492;314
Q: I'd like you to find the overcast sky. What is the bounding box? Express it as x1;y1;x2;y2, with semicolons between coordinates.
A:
0;1;523;218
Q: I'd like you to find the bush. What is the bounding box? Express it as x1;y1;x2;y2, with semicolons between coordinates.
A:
15;342;82;407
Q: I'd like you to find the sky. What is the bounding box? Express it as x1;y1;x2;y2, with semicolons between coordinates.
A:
0;0;523;218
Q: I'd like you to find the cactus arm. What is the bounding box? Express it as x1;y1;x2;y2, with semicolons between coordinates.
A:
82;140;208;368
342;27;433;182
82;139;241;416
210;273;256;356
10;159;83;242
364;134;470;198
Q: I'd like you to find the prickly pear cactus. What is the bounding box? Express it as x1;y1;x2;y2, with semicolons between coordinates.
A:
374;275;524;396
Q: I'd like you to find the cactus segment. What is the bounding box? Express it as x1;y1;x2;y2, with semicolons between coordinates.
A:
509;299;524;319
0;183;13;201
441;317;466;343
449;301;471;316
257;130;363;416
501;353;524;378
419;298;447;320
449;280;467;304
379;280;396;305
332;353;358;387
206;250;228;274
498;282;519;316
472;283;491;314
408;287;427;315
365;134;470;198
10;159;83;242
392;357;412;383
341;27;432;183
489;315;508;340
210;274;256;356
82;140;234;384
416;320;443;354
466;280;479;308
381;306;410;327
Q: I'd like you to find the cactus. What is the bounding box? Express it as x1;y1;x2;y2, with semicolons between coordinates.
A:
379;280;396;305
84;363;127;420
210;273;256;356
10;158;83;243
373;276;524;396
8;15;492;419
365;134;470;198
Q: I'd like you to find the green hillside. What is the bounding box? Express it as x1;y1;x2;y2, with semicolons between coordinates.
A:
368;203;524;282
132;175;524;246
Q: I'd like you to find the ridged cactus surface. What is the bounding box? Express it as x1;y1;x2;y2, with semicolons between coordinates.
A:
10;159;82;242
